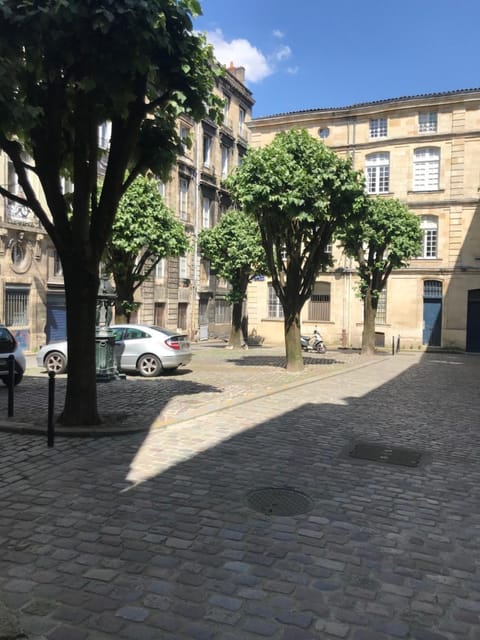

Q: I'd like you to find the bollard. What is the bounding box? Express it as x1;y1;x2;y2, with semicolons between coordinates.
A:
391;336;395;356
47;371;55;448
396;335;401;353
7;354;14;417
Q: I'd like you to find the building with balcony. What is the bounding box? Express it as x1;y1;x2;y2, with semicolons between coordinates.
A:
246;88;480;351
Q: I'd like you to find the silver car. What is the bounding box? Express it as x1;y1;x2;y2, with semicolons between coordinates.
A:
36;324;192;377
0;325;26;386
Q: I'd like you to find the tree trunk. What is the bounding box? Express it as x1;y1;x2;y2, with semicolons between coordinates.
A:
229;300;244;348
362;288;377;355
59;263;101;426
284;310;303;372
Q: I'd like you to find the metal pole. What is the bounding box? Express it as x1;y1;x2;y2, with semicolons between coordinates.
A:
7;355;14;417
47;371;55;448
392;336;395;356
396;335;401;353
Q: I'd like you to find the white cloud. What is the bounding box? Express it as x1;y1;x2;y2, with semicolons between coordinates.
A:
272;45;292;62
287;66;299;75
206;29;272;83
273;29;284;38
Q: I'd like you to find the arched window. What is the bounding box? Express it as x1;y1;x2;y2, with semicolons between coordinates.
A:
365;153;390;194
413;147;440;191
419;216;438;258
308;282;330;322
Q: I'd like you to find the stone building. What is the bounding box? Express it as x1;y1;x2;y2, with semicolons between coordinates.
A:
246;88;480;351
0;63;253;351
134;63;254;341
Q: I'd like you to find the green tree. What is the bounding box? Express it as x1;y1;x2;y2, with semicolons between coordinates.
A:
0;0;221;425
338;197;422;354
199;209;268;348
104;175;189;324
227;129;365;371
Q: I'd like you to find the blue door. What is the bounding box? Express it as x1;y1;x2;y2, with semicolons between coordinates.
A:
466;289;480;352
46;294;66;343
422;280;442;346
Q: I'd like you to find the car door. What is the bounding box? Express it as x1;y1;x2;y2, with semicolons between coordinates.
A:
118;327;151;371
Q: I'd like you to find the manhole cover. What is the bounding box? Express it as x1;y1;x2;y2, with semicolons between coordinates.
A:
349;443;422;467
246;487;313;516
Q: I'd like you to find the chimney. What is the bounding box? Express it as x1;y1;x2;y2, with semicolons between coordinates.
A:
227;61;246;83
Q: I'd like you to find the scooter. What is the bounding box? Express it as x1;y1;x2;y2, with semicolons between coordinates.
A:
301;328;327;354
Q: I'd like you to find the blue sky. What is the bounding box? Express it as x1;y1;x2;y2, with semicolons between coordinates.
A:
195;0;480;118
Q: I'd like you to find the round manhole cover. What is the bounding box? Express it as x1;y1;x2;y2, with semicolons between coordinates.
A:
246;487;313;516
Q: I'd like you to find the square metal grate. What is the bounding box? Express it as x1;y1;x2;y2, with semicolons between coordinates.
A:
349;442;422;467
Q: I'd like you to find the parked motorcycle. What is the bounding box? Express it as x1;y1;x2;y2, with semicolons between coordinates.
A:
301;329;327;354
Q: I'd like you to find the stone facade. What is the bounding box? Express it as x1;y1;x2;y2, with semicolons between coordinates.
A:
0;64;253;351
246;88;480;351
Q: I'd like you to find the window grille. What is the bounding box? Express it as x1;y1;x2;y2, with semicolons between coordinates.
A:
5;286;29;326
418;112;437;133
308;282;330;321
366;153;390;194
424;280;442;299
369;118;387;138
375;289;387;325
419;216;438;258
267;284;284;319
179;178;189;221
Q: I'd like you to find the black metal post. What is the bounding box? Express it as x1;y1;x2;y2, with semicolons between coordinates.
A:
7;354;14;417
47;371;55;448
392;336;395;356
396;335;401;353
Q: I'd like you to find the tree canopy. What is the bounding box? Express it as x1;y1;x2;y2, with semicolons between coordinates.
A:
338;196;422;353
105;175;189;323
0;0;222;425
199;208;268;347
227;129;365;370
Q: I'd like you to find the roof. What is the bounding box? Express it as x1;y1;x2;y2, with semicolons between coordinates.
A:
253;87;480;121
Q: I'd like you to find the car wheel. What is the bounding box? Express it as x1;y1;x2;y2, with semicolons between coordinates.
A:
1;372;23;386
137;354;162;377
44;351;67;374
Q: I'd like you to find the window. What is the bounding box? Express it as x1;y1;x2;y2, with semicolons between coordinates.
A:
179;125;190;154
178;303;188;330
154;259;165;280
7;160;19;195
239;107;246;136
98;121;111;149
267;284;284;319
369;118;387;138
375;289;387;325
202;196;212;228
179;177;189;220
157;180;166;198
418;112;437;133
419;216;438;258
124;327;149;340
308;282;330;322
200;258;210;285
215;298;231;323
54;250;63;277
203;134;212;167
5;286;29;326
11;241;25;266
221;145;229;178
223;94;231;119
179;255;189;279
366;153;390;194
424;280;442;298
413;148;440;191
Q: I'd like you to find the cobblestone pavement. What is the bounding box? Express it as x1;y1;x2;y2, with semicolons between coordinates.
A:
0;349;479;639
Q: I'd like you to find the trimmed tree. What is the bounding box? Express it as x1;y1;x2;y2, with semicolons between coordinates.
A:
199;209;268;348
338;196;422;354
0;0;221;425
104;175;189;323
227;129;365;371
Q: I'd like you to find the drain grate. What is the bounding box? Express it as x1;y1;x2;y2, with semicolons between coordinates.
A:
349;442;422;467
246;487;313;516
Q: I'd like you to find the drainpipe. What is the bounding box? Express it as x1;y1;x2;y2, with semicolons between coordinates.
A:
190;122;201;340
